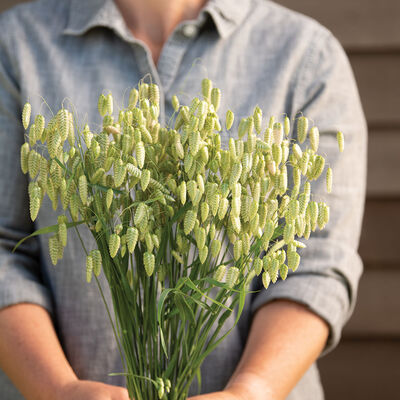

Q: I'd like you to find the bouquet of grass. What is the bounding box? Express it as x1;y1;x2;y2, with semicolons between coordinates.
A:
17;78;342;399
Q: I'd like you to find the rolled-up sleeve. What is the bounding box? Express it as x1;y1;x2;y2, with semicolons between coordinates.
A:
0;30;53;314
251;28;367;356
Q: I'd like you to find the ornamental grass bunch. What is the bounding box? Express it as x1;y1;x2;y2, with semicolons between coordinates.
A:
18;78;343;400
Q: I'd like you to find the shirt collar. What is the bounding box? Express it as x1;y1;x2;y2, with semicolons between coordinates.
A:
62;0;252;39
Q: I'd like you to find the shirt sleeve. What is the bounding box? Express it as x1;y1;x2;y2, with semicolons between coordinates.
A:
251;27;367;356
0;27;54;315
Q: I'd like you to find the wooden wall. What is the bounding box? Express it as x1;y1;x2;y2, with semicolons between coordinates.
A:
275;1;400;398
1;0;399;398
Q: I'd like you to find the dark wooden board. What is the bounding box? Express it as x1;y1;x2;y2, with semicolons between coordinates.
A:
276;0;400;50
349;54;400;128
367;130;400;197
344;269;400;337
318;340;400;400
359;200;400;265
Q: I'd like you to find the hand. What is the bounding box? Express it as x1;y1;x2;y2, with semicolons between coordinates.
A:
57;379;130;400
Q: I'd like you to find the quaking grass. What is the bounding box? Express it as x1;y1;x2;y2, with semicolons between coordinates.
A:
17;78;342;399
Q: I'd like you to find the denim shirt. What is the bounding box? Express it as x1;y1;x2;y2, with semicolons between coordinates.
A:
0;0;367;398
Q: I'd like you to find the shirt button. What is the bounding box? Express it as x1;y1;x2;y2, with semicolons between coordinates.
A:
182;24;198;38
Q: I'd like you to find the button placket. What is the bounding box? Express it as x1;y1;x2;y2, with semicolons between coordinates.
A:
157;28;198;94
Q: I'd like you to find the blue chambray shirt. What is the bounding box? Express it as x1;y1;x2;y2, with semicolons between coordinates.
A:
0;0;367;398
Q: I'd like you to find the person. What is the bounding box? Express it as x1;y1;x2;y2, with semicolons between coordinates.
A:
0;0;367;399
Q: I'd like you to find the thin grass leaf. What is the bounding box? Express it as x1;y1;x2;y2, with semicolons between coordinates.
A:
12;220;84;253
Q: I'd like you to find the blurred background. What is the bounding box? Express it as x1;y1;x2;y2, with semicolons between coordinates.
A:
1;0;399;398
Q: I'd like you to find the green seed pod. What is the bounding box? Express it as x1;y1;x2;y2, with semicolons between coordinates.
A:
218;198;229;220
226;267;239;287
28;124;40;147
229;162;242;188
272;143;282;166
90;250;102;277
20;143;30;174
253;111;262;134
58;222;67;247
171;95;180;112
105;188;113;210
201;202;209;222
233;239;242;261
85;255;93;283
262;271;271;289
197;175;205;194
280;264;289;280
211;87;221;111
29;193;40;222
126;227;139;253
287;251;300;271
309;126;319;152
78;175;88;205
199;246;208;264
141;125;153;144
278;171;288;195
273;122;283;145
196;227;206;249
135;203;147;226
143;252;155;276
210;193;220;216
108;234;120;258
266;159;276;176
179;182;187;205
238;118;248;139
67;113;75;146
304;222;311;240
57;109;69;141
241;232;249;255
141;169;151;191
128;88;139;108
263;127;272;147
226;109;234;130
48;235;59;266
295;215;306;237
187;180;197;201
98;94;107;116
299;151;310;176
28;150;40;179
201;78;212;101
308;201;319;231
214;265;226;282
210;239;221;258
297;116;308;144
184;210;197;235
310;155;325;180
135;140;145;168
317;202;330;229
145;232;154;252
293;143;302;161
248;199;258;221
252;258;262;276
91;168;105;185
326;167;333;193
189;130;200;155
337;131;344;152
22;102;31;130
172;250;184;264
231;215;241;234
287;199;299;222
149;83;160;106
35;115;45;141
284;116;290;137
